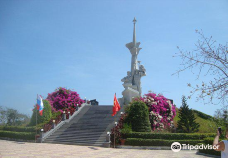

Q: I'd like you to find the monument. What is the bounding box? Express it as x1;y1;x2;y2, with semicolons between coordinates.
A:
119;18;146;106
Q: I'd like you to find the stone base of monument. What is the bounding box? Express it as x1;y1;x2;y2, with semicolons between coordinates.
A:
121;87;139;105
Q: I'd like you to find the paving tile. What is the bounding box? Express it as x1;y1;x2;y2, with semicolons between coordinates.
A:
0;140;215;158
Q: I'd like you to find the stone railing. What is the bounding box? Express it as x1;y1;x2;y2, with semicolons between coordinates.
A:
38;103;87;142
43;114;63;133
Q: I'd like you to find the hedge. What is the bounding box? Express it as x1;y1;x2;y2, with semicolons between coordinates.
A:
0;130;35;140
203;137;220;145
125;132;215;140
198;147;220;156
197;137;223;156
125;138;204;146
1;126;36;133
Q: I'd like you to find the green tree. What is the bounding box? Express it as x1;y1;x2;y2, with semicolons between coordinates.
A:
0;106;7;125
126;101;151;132
3;108;30;126
177;96;200;133
6;108;18;126
29;100;52;126
214;107;228;128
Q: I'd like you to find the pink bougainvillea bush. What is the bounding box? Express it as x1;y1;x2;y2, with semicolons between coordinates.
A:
46;87;84;113
141;93;176;131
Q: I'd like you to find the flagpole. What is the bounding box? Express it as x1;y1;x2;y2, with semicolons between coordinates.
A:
114;93;116;148
114;114;116;148
113;93;121;148
36;94;38;143
115;111;118;148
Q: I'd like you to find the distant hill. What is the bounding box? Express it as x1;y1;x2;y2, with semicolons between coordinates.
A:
173;108;218;133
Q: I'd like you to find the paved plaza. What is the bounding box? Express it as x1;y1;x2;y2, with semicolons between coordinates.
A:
0;140;218;158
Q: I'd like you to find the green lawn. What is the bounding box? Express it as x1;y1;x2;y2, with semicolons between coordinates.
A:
173;108;218;133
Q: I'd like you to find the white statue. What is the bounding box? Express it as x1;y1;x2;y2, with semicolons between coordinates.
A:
119;18;146;106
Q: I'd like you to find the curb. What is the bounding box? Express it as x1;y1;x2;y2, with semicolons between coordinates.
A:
116;145;171;150
0;137;35;143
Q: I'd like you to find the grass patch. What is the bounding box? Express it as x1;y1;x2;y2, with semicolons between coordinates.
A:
173;108;218;133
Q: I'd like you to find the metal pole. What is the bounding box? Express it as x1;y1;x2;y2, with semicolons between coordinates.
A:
36;94;37;143
114;126;115;148
114;114;117;148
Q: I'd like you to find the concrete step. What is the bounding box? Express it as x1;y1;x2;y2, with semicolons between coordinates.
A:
51;129;106;134
45;141;104;146
43;105;119;147
46;136;106;141
45;138;105;143
46;134;106;140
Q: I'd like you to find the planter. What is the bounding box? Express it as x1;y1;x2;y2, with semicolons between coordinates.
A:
120;139;126;145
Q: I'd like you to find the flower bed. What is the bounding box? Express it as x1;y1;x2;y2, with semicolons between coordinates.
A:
47;87;84;113
140;93;176;131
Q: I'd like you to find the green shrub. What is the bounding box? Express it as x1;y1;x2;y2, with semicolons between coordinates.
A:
126;101;151;132
203;137;216;145
125;138;203;146
123;104;131;114
42;100;52;122
1;126;36;133
29;100;52;126
120;124;132;139
0;130;35;140
121;124;132;134
125;132;215;140
198;145;220;156
51;111;61;120
197;137;223;156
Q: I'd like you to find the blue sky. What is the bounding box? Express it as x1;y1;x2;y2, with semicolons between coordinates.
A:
0;0;227;116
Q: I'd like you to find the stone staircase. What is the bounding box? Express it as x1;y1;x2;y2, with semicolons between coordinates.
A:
43;105;120;147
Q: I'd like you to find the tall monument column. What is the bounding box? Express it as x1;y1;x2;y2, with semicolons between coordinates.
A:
119;18;146;106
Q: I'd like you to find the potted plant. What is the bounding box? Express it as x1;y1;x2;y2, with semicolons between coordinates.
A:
120;124;132;145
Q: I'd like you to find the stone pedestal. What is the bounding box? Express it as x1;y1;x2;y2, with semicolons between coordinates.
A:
122;87;139;105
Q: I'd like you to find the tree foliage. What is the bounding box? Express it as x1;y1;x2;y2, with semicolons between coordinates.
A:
126;101;151;132
46;87;84;112
214;106;228;128
141;93;176;131
0;106;7;125
174;30;227;105
0;106;30;126
177;96;200;133
29;100;52;126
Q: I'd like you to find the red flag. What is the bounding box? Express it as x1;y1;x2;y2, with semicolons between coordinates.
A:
112;93;120;116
